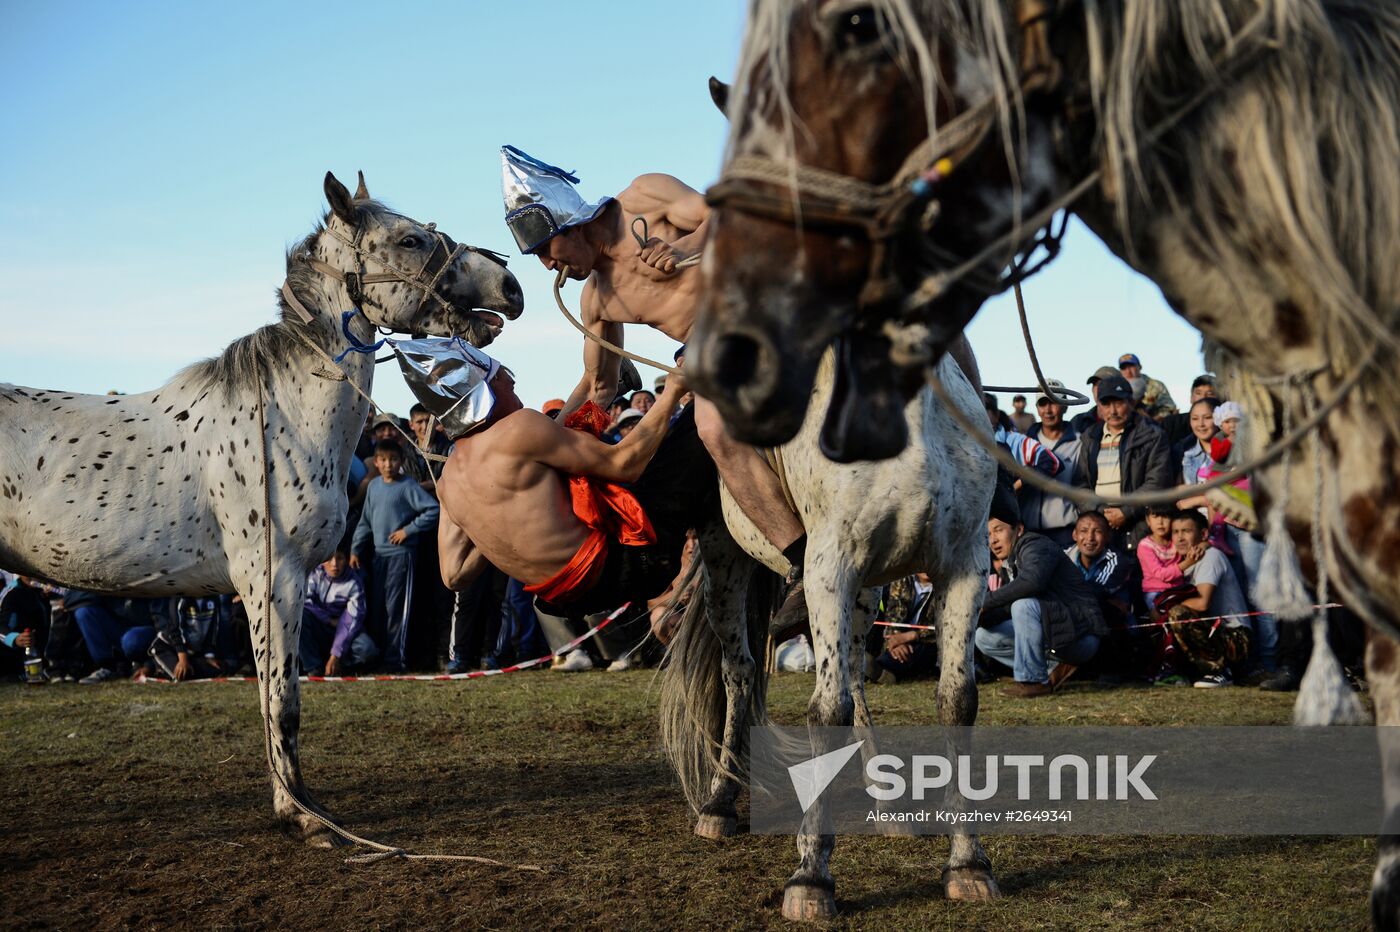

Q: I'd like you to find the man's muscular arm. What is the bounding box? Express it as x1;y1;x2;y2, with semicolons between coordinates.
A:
625;174;710;273
512;373;687;483
561;291;623;417
439;515;490;591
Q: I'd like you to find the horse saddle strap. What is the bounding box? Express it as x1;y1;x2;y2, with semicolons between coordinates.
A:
760;446;799;516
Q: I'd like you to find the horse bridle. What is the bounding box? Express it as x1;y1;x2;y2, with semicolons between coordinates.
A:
704;0;1071;314
282;215;509;326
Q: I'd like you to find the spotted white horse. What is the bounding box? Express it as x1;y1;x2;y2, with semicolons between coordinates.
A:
659;349;995;921
0;172;523;845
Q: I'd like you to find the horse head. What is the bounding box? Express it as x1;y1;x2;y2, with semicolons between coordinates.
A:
693;1;1072;458
301;171;525;347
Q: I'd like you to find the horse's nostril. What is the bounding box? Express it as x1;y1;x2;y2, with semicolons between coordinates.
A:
504;278;522;305
711;332;761;387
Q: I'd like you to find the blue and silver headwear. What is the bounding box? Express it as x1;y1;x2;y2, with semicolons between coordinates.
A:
392;335;510;440
500;145;613;254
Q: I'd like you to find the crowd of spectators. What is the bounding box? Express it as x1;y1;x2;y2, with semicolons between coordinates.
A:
1;351;1362;696
862;351;1364;696
1;380;683;685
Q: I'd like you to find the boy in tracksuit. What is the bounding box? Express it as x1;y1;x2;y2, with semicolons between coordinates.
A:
351;439;439;672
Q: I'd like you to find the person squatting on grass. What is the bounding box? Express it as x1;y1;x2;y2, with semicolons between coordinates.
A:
974;495;1107;699
301;547;379;676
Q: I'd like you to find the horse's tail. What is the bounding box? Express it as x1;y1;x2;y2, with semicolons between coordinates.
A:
657;563;778;815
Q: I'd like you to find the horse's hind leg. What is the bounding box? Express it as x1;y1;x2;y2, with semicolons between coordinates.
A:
783;554;858;922
935;566;1000;901
234;557;345;848
695;524;758;840
850;586;879;729
1367;628;1400;928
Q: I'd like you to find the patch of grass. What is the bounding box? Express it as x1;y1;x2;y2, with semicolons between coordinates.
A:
1;673;1371;929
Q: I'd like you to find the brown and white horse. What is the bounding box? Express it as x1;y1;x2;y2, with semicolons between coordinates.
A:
688;0;1400;923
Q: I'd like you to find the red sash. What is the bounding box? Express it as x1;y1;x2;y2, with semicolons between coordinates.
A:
523;402;655;603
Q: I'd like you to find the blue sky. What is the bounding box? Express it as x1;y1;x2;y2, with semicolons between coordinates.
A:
0;0;1206;420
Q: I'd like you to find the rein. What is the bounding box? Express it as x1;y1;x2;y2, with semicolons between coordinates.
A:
552;268;682;377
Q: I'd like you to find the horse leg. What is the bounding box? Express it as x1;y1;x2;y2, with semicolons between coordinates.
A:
782;555;856;922
935;567;1000;901
850;586;879;729
1368;629;1400;928
234;558;344;847
695;524;758;840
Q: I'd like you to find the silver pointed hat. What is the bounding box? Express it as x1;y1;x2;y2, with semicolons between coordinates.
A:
391;335;508;440
501;145;613;254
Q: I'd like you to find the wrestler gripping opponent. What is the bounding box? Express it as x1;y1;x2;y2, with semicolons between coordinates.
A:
414;338;713;615
499;146;808;625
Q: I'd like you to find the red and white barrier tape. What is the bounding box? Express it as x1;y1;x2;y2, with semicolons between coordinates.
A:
138;602;632;685
874;602;1343;634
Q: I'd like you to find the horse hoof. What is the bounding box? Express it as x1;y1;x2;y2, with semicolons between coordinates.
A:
942;866;1001;902
694;813;737;839
782;884;837;922
288;813;350;848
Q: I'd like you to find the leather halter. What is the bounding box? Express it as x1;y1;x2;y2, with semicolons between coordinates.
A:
704;0;1067;313
281;215;509;326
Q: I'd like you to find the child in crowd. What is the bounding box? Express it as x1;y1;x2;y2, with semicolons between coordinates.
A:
1137;506;1186;612
0;576;48;677
351;440;439;673
301;547;378;676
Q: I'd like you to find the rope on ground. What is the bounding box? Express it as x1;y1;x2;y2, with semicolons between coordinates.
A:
140;603;633;685
253;361;542;872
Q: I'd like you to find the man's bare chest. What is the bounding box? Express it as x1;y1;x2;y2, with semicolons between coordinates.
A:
588;265;698;340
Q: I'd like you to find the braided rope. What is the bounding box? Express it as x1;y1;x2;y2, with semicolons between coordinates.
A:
553;269;681;376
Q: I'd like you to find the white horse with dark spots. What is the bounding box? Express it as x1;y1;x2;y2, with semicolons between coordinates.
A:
659;349;995;922
0;172;523;845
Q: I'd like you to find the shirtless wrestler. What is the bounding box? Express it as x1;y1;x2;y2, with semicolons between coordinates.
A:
499;147;984;628
433;350;713;616
500;146;813;623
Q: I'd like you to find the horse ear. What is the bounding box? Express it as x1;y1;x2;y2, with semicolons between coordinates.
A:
324;171;358;225
708;77;730;119
353;170;370;201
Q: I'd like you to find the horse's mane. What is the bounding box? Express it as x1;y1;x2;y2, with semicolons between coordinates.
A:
736;0;1400;399
180;200;392;397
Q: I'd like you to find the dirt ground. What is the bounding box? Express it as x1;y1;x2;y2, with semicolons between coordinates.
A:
2;672;1374;930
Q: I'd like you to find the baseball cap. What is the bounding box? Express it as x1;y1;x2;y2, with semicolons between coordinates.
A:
1096;375;1135;402
1087;365;1120;385
371;412;400;430
1118;353;1142;368
616;408;644;427
653;374;667;392
541;398;565;416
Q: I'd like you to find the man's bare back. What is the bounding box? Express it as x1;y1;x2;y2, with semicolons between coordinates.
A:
436;366;688;592
440;412;588;585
